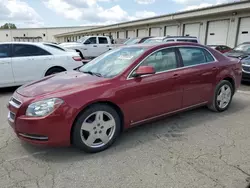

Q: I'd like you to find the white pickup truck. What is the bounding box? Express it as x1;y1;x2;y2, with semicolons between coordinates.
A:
59;36;113;59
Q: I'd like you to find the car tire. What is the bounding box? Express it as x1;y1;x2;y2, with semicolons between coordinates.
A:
208;80;233;112
72;104;121;153
45;67;65;76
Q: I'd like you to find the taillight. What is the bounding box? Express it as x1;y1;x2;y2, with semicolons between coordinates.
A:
72;56;82;61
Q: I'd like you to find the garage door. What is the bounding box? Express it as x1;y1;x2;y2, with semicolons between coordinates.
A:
165;25;178;36
118;31;125;39
127;30;135;38
111;32;117;39
237;17;250;45
137;29;148;37
150;27;161;36
206;20;230;45
183;23;201;38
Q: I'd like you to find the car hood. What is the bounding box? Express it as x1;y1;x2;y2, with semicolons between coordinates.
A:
224;50;250;59
17;71;108;97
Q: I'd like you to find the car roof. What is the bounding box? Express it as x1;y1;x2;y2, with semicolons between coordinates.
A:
165;36;198;39
122;41;205;49
148;37;165;40
0;42;45;46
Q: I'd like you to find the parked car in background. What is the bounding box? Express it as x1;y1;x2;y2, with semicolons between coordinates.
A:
59;36;112;60
42;42;76;52
7;42;241;153
0;42;83;88
163;36;199;43
224;42;250;81
123;37;153;45
142;37;165;44
208;45;232;53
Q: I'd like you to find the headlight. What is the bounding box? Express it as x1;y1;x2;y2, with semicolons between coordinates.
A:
26;98;64;117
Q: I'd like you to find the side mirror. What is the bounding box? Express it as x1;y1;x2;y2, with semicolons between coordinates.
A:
133;66;156;77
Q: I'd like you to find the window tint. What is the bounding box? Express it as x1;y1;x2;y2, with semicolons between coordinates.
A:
139;48;177;73
13;44;51;57
165;39;175;42
0;44;11;58
204;49;215;62
86;37;97;44
176;39;198;43
44;44;65;51
98;37;108;44
179;47;207;66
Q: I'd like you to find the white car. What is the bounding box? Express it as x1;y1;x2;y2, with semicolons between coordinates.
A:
143;37;165;44
0;42;83;88
59;36;112;59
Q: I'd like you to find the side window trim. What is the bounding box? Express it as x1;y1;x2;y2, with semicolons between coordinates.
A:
127;45;218;80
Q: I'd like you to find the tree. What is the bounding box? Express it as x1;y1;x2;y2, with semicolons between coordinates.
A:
0;23;17;29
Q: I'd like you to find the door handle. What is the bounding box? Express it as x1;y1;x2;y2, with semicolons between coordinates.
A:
107;45;110;47
172;74;180;79
212;67;218;70
93;45;97;47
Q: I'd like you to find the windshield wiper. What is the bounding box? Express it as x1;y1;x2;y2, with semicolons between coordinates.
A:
82;71;102;77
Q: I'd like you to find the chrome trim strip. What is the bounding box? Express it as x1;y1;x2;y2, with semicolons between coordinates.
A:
130;102;208;126
8;111;15;123
127;45;217;80
18;133;48;141
9;97;22;109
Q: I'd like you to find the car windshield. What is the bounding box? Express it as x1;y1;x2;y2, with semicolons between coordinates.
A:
77;37;88;43
124;38;141;45
143;39;163;44
79;47;146;78
234;44;250;53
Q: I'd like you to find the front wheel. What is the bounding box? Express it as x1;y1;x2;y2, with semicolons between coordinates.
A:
72;104;121;153
208;80;233;112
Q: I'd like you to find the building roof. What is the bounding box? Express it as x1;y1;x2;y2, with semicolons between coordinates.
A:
55;0;250;37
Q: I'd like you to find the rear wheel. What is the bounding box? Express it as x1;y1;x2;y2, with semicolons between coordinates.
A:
72;104;121;153
208;80;233;112
45;67;65;76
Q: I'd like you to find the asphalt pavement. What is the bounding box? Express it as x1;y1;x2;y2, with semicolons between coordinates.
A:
0;84;250;188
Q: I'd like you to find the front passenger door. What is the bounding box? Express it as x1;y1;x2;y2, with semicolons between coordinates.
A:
84;37;98;58
123;48;183;123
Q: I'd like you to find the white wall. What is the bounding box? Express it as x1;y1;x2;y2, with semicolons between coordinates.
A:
0;26;94;43
55;10;250;47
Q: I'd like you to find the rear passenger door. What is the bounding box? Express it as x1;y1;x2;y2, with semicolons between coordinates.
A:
97;37;110;55
11;44;52;83
0;44;14;86
177;47;218;108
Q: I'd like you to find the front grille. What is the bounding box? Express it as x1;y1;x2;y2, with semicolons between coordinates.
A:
9;97;22;108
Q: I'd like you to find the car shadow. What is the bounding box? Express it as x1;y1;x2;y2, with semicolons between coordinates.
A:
0;86;18;95
20;95;248;163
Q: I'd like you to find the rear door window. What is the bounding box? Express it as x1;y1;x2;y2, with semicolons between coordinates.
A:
0;44;11;58
98;37;108;44
178;47;210;67
13;44;51;57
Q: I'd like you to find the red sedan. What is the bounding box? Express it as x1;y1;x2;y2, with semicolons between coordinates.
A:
7;42;242;153
208;45;232;53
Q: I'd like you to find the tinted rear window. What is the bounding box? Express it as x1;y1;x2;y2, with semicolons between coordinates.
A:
176;39;198;43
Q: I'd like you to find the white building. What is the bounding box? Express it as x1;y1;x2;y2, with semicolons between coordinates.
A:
0;26;96;43
55;0;250;47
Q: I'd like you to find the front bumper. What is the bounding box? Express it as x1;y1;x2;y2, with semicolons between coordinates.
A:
7;93;74;147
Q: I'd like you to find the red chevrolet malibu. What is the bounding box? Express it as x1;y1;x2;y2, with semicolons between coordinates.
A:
7;42;242;153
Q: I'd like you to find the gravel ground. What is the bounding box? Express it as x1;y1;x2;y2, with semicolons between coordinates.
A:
0;85;250;188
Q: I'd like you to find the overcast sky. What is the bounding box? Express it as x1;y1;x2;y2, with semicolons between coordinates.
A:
0;0;237;28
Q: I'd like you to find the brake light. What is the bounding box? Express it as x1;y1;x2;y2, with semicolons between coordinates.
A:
72;56;82;61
